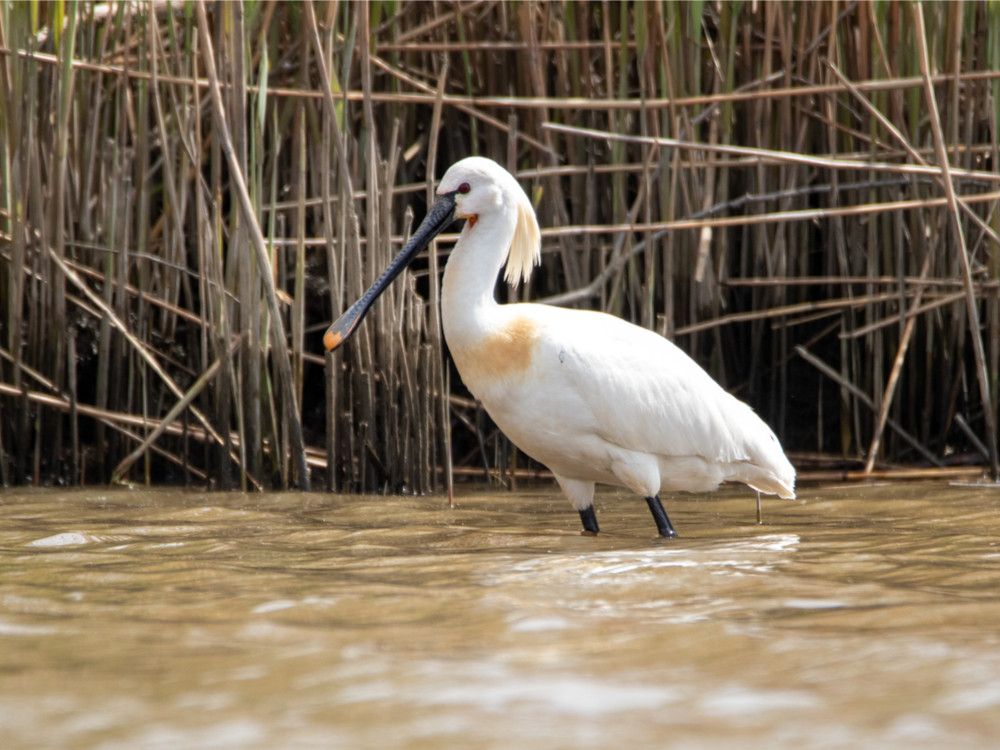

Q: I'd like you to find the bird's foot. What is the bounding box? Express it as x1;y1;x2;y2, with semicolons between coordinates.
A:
578;506;600;535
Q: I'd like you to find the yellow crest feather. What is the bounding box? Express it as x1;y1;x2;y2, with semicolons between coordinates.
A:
503;196;541;286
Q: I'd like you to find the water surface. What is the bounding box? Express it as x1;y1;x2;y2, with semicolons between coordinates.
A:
1;483;999;748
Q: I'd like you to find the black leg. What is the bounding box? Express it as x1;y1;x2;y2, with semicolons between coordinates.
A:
645;495;678;538
579;505;600;534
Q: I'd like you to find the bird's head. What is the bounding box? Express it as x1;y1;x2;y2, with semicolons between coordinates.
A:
323;157;540;352
439;157;541;286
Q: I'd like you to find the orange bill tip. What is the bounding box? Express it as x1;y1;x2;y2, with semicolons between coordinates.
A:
323;328;343;351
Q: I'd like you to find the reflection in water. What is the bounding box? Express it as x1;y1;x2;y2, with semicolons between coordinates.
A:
1;483;999;748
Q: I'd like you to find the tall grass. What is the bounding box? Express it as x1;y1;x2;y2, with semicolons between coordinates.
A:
0;1;997;489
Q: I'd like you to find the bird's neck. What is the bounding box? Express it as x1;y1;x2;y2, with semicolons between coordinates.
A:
441;204;517;349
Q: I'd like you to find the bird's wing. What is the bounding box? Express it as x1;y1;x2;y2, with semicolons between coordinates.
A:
528;305;782;469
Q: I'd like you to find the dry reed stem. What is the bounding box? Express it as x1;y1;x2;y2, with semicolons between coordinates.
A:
912;3;998;478
0;380;208;480
543;122;1000;184
2;2;998;488
195;0;309;489
795;344;940;466
5;43;1000;109
111;334;244;485
47;240;226;446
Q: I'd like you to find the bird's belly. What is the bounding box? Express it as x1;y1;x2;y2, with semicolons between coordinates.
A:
462;372;617;482
494;413;621;485
490;403;731;493
470;377;742;495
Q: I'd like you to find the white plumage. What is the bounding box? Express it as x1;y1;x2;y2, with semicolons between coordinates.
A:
326;156;795;537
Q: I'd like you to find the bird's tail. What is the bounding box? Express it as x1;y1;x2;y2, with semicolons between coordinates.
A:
747;474;796;500
739;415;797;499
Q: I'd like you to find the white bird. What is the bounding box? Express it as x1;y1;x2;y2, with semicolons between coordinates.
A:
325;157;796;537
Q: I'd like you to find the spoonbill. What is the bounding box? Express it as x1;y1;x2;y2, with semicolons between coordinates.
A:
325;157;796;537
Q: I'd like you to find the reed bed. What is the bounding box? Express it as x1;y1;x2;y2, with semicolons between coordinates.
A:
0;1;998;490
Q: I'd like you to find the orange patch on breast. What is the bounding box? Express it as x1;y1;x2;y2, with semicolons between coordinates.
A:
456;315;540;383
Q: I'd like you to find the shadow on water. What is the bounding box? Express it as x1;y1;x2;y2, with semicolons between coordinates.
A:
1;482;999;749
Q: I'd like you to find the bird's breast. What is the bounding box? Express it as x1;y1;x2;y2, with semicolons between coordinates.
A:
447;313;541;394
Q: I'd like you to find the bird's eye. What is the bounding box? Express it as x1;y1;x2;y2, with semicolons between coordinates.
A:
458;182;471;194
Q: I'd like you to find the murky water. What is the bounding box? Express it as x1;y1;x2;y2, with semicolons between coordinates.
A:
1;483;999;749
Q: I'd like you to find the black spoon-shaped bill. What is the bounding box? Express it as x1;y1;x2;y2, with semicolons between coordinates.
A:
324;192;457;351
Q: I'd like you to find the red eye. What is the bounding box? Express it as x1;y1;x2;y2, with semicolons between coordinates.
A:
458;182;471;194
